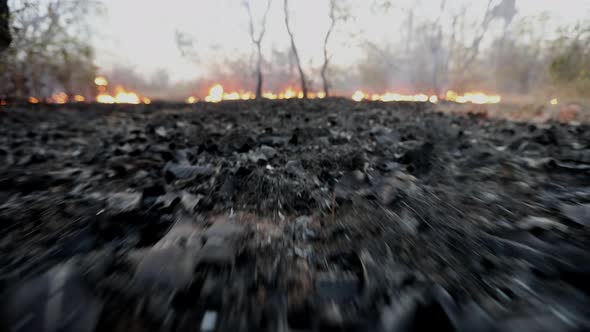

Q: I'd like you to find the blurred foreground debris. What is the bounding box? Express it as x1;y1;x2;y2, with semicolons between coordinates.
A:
0;99;589;331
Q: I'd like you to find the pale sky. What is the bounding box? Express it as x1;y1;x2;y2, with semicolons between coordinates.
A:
91;0;590;82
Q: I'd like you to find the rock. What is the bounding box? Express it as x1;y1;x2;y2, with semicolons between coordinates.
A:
286;160;306;178
164;163;215;181
380;286;494;332
106;191;142;214
155;126;168;138
519;216;568;232
372;171;418;205
398;141;434;174
198;220;246;266
290;216;316;241
247;150;267;164
294;246;312;258
180;191;203;212
154;192;180;210
399;209;420;235
318;303;344;327
0;262;103;332
335;170;369;201
199;238;238;266
202;221;245;239
133;222;202;290
258;135;289;147
377;160;401;172
201;311;218;332
561;204;590;227
259;145;277;159
134;246;198;290
290;127;330;145
315;271;360;303
498;312;588;332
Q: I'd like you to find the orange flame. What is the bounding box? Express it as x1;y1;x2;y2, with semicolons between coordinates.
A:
50;92;68;104
94;76;150;105
94;76;108;86
445;91;501;104
351;90;500;104
201;84;327;102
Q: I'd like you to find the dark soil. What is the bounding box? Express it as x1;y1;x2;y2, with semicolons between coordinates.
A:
1;99;589;332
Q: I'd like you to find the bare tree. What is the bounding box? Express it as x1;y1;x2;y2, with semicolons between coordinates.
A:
0;0;98;99
243;0;272;99
320;0;336;97
283;0;307;98
321;0;348;97
459;0;500;71
0;0;10;52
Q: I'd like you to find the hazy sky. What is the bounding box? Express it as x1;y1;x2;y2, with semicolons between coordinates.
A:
91;0;590;82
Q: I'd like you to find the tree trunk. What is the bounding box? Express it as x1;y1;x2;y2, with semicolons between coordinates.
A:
283;0;307;98
244;0;271;99
255;42;263;99
321;6;335;97
0;0;11;52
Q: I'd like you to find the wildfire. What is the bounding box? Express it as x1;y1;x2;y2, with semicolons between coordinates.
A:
28;97;40;104
200;84;327;103
50;92;68;104
94;76;108;86
94;76;150;105
351;90;501;104
351;91;437;103
96;88;144;104
445;91;501;104
204;84;255;102
96;94;115;104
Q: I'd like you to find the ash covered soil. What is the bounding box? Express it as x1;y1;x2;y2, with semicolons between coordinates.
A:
1;99;590;332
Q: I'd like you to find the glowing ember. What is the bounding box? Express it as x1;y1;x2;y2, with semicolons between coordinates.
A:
224;92;241;101
94;76;150;104
28;97;40;104
352;91;437;103
263;92;277;100
201;84;329;102
550;98;558;105
96;94;115;104
50;92;68;104
445;91;501;104
205;84;224;103
352;91;365;102
283;88;296;99
113;87;141;104
194;84;501;105
74;95;86;102
94;76;108;86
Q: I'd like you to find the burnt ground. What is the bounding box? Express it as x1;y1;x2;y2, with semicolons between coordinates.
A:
0;98;589;332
